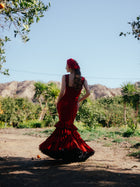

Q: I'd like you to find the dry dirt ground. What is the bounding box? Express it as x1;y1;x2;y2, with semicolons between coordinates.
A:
0;128;140;187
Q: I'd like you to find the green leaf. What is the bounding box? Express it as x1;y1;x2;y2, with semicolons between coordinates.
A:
36;17;40;23
119;32;123;36
0;0;51;75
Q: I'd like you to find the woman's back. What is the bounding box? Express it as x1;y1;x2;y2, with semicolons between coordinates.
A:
63;74;84;101
57;74;84;122
68;73;74;87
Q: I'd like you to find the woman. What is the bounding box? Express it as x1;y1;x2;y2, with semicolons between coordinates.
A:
39;58;95;162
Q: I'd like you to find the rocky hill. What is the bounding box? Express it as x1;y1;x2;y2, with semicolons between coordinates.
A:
89;84;121;100
0;80;123;101
0;81;36;101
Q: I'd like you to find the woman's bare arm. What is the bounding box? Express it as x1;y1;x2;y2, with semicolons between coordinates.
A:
56;75;66;104
78;79;90;103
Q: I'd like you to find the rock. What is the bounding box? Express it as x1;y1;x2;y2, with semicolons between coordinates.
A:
0;81;36;101
0;81;139;101
89;84;122;100
0;80;61;102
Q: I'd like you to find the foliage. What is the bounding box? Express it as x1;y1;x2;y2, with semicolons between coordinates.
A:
128;151;140;159
0;97;40;127
0;121;11;128
123;128;135;137
76;96;98;127
0;82;139;129
96;96;125;127
34;81;60;121
121;82;140;130
76;92;139;129
0;36;10;75
0;82;60;127
17;120;44;128
0;0;50;74
43;115;58;127
77;95;124;128
120;16;140;40
121;82;136;104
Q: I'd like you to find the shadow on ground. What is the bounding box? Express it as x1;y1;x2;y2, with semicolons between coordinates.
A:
0;157;140;187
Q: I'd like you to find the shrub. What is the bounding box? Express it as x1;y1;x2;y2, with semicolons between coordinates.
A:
44;115;55;127
0;97;40;127
17;120;44;128
123;128;135;137
76;95;138;128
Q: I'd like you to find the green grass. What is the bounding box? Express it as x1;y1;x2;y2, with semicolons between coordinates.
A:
2;120;139;147
41;128;55;136
112;138;124;143
131;143;140;149
134;130;140;136
17;120;45;128
128;151;140;158
103;142;113;147
75;125;140;143
23;132;37;136
77;127;121;141
0;122;11;128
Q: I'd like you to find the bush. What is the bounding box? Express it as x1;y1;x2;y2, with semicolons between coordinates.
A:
123;128;135;137
76;97;100;127
0;121;11;128
44;115;55;127
76;95;138;128
17;120;44;128
0;97;41;126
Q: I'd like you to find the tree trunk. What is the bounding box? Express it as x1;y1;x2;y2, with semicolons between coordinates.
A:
39;109;45;121
39;102;48;121
38;98;43;109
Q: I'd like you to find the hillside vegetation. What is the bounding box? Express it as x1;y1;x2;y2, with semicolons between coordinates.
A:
0;81;139;133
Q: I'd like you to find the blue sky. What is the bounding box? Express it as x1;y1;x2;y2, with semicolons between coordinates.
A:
1;0;140;88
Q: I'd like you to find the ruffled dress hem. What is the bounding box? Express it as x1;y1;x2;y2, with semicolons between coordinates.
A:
39;121;95;162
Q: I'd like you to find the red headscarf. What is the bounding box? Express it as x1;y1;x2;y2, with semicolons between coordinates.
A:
67;58;80;70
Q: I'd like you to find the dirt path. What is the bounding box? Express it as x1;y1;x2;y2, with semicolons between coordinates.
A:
0;128;140;187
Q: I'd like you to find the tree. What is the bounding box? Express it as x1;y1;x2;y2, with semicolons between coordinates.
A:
121;83;136;124
0;0;50;74
121;82;140;129
0;97;40;126
45;82;60;119
34;82;59;121
120;16;140;40
131;83;140;123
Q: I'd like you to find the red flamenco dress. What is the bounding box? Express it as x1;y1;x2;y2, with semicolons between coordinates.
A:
39;74;95;162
